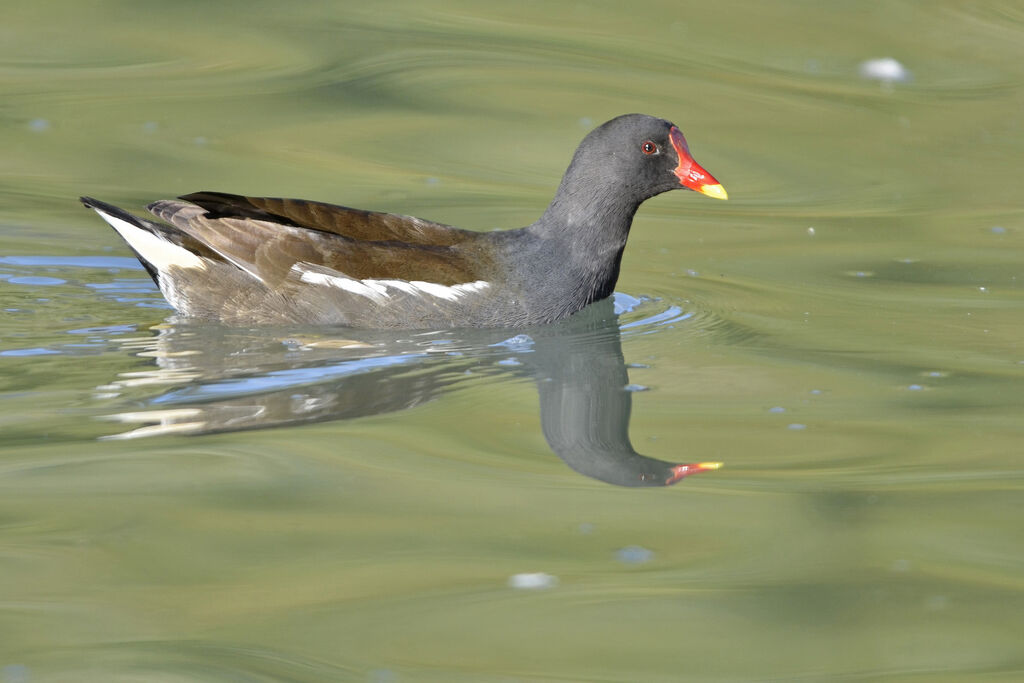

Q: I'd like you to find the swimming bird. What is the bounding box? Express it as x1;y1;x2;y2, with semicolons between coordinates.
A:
82;114;726;328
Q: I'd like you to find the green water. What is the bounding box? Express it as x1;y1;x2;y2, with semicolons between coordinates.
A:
2;1;1023;680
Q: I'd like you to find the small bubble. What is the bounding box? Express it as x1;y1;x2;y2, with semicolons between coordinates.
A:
858;57;911;84
2;664;31;683
907;384;924;391
142;121;159;133
617;546;654;564
990;226;1006;234
508;572;558;590
768;406;786;413
368;669;399;683
578;117;593;128
787;423;807;430
192;136;208;146
425;176;440;185
807;227;815;236
624;384;648;392
28;118;50;132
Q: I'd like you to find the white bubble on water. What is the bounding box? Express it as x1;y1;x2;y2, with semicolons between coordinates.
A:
859;57;911;83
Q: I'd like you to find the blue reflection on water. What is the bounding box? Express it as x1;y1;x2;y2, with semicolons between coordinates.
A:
0;256;142;269
152;353;430;405
0;347;61;357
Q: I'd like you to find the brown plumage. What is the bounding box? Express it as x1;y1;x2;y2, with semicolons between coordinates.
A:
149;194;493;288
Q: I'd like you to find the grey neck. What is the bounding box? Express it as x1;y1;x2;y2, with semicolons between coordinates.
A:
524;174;642;303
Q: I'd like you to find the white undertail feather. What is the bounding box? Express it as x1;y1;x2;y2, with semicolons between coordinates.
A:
94;209;206;271
296;266;489;303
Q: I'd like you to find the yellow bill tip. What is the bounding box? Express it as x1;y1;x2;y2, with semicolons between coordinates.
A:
699;184;728;200
665;461;723;485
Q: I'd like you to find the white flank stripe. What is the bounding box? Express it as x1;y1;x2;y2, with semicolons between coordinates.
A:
298;270;388;303
372;279;418;295
97;210;205;271
296;266;489;303
408;280;489;301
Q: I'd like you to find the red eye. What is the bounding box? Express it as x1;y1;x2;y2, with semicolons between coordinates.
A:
641;140;657;155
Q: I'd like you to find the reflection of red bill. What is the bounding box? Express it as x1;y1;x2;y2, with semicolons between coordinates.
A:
665;461;723;485
669;126;728;200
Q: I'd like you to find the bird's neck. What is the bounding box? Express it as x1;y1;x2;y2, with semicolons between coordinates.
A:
522;180;642;305
531;176;642;262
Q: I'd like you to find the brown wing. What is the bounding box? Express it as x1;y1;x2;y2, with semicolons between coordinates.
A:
178;191;478;246
147;198;492;288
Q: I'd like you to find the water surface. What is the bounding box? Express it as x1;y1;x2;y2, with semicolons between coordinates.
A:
2;1;1023;681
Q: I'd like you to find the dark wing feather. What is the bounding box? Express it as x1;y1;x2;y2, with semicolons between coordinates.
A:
147;198;492;288
178;191;478;246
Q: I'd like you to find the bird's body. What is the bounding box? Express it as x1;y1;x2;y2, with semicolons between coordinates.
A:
82;114;726;328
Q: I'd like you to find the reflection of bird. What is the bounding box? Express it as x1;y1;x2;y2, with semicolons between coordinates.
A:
81;114;726;328
529;299;722;487
98;300;721;487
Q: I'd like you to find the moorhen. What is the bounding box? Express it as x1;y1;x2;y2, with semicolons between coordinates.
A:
81;114;726;328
